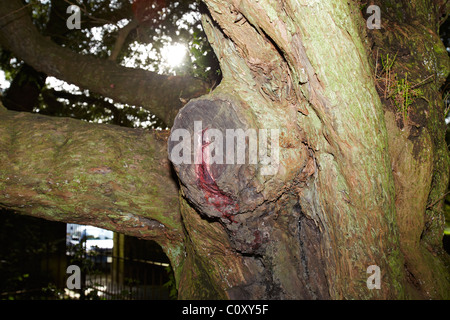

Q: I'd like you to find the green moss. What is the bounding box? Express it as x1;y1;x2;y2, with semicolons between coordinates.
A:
153;239;186;292
66;174;89;193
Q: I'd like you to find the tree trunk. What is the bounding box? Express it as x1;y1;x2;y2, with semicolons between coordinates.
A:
0;0;449;300
168;0;450;299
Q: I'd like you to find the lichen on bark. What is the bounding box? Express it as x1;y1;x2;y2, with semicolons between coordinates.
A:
0;106;184;270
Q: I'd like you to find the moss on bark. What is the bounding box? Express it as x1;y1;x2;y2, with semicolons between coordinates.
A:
0;107;185;273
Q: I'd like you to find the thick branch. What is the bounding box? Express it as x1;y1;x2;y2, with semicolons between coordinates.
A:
0;0;208;126
0;106;183;261
108;19;139;62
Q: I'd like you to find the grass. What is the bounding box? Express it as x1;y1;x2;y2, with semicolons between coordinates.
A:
375;50;431;125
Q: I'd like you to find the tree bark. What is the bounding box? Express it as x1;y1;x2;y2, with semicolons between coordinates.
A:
368;0;450;299
0;104;184;277
0;0;208;126
0;0;449;300
168;0;450;299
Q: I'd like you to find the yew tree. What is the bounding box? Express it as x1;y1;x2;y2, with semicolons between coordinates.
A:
0;0;449;299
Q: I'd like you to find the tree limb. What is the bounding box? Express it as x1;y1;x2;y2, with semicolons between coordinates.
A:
0;105;183;263
0;0;208;126
108;19;139;62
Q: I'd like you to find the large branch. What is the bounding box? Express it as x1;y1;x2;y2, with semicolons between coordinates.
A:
0;104;183;265
0;0;208;126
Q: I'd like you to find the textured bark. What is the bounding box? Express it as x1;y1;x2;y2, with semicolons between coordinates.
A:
0;0;208;126
368;0;450;299
0;0;449;300
168;0;450;299
0;105;184;271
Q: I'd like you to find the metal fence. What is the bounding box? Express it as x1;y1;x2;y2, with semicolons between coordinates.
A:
0;222;172;300
67;250;171;300
65;224;172;300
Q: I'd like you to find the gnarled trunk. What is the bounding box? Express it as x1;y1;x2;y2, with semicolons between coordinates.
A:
168;0;450;299
0;0;449;300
